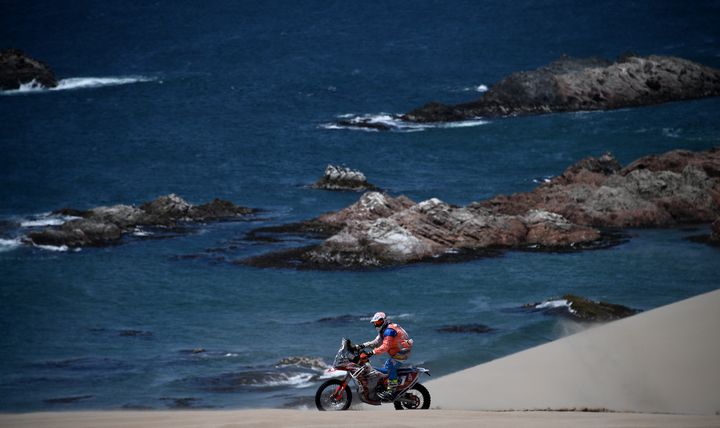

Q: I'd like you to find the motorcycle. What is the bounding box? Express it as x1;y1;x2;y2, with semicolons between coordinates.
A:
315;338;431;411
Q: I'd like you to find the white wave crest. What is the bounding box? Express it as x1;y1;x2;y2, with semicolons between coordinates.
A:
532;176;554;184
321;113;488;133
20;213;81;228
1;76;156;95
258;373;315;389
0;238;22;252
536;299;569;309
535;299;578;315
132;227;153;237
461;84;489;92
33;243;70;252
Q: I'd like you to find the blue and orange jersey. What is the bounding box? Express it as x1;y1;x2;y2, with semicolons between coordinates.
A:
373;323;413;357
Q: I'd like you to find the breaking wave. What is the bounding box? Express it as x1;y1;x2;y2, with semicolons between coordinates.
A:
0;238;22;252
33;244;79;252
461;84;489;92
20;213;81;228
530;299;578;315
1;76;157;95
320;113;488;132
189;370;318;392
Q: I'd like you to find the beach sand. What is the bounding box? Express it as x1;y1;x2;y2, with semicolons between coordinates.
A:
1;409;719;428
2;289;719;428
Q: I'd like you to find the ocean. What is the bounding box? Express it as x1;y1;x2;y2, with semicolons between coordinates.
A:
1;0;719;411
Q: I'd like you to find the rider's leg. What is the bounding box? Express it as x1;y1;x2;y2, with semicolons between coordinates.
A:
384;358;399;390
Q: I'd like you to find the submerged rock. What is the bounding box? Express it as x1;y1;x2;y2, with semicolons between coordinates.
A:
25;194;256;248
44;395;93;404
689;216;720;247
335;119;392;131
242;148;720;270
276;356;328;371
0;49;58;90
712;218;720;242
437;324;495;334
402;55;720;123
312;165;379;191
525;295;640;322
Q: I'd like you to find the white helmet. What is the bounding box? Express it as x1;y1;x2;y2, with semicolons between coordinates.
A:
370;312;387;329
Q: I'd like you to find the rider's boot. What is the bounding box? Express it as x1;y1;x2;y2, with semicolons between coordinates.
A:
378;378;399;401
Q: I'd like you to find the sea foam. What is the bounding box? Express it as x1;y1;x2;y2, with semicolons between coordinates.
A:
20;213;81;228
1;76;156;95
33;243;71;252
321;113;488;133
0;238;22;252
259;372;315;389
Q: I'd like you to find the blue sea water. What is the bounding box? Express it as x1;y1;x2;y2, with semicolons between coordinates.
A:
1;0;719;411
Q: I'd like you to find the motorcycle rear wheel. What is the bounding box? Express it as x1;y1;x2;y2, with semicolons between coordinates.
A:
393;383;430;410
315;379;352;411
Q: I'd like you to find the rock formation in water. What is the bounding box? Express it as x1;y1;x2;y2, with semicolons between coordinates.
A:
476;149;720;228
334;55;720;129
243;192;606;269
243;148;720;269
25;194;256;248
0;49;58;90
312;165;379;191
403;55;720;122
524;294;640;322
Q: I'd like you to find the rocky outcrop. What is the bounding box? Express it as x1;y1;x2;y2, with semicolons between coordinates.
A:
402;55;720;123
243;148;719;269
243;192;607;269
0;49;58;90
25;194;255;248
312;165;379;191
336;55;720;129
476;148;720;228
524;295;640;322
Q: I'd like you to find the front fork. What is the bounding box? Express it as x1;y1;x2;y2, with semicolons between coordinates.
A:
333;374;351;400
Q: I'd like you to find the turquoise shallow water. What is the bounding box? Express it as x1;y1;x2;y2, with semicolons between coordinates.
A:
1;0;719;411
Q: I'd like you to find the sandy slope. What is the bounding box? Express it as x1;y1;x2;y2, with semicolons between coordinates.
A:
2;289;719;427
428;288;720;414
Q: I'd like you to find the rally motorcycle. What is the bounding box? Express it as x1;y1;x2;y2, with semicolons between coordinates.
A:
315;338;431;411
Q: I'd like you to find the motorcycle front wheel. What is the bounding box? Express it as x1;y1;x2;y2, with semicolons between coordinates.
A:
315;379;352;411
393;383;431;410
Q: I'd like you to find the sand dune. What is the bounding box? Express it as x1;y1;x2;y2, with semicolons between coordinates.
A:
428;288;720;414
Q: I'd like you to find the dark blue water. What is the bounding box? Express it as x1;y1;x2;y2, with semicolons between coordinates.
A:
1;0;719;411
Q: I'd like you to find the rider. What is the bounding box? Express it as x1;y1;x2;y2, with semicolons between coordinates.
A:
360;312;413;399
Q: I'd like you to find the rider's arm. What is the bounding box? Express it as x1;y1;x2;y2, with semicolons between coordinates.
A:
362;333;382;349
370;328;397;356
